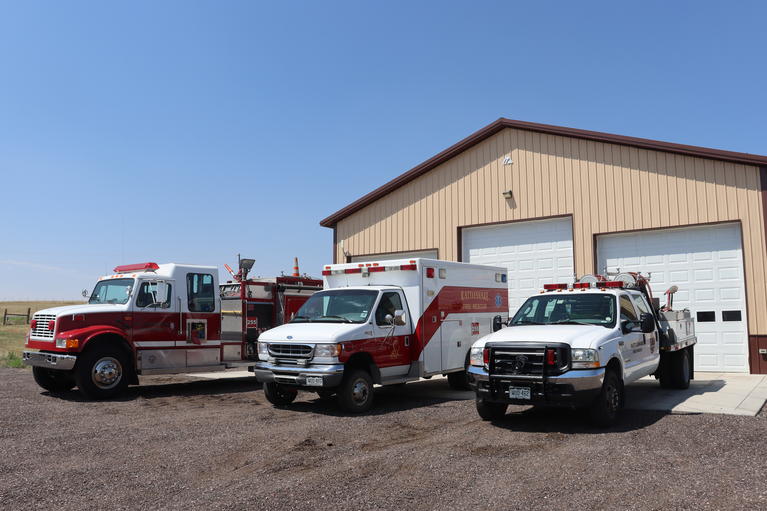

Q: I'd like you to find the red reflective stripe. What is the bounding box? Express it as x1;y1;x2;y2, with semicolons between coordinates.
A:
368;266;386;272
344;268;362;274
322;270;332;276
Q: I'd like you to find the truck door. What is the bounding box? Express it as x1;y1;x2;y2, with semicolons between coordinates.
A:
131;280;178;343
618;294;644;381
631;293;660;377
372;291;412;377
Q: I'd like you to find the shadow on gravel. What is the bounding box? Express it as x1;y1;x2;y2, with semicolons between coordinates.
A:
41;378;262;402
488;406;669;434
284;391;459;417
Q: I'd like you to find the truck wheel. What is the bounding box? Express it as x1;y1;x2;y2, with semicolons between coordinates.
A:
263;382;298;406
588;370;623;427
670;349;691;390
337;369;374;413
75;348;130;399
475;397;507;421
447;371;470;390
32;367;75;393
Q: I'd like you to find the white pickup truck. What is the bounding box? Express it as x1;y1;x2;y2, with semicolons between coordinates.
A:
468;276;696;426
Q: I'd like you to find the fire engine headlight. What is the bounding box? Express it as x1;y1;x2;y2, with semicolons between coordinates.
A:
257;342;269;359
313;343;341;358
470;346;485;367
571;348;600;368
55;338;79;349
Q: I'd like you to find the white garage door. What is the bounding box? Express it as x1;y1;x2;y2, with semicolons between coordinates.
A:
462;217;575;314
597;223;748;372
351;249;438;263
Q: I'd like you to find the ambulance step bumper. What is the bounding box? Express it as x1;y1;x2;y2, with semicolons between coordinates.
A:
22;351;77;371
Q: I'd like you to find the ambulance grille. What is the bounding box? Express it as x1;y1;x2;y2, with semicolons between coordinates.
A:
268;343;313;358
31;314;57;340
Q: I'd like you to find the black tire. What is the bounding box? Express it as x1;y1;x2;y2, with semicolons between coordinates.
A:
669;349;691;389
316;389;335;401
475;397;508;421
32;366;75;393
263;382;298;406
75;347;130;399
447;370;470;390
337;369;374;413
589;370;623;427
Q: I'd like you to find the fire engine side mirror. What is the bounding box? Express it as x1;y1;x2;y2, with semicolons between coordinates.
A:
154;282;169;305
492;315;503;332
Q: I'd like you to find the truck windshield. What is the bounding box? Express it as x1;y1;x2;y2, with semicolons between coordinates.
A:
89;278;134;305
510;293;616;327
291;289;378;323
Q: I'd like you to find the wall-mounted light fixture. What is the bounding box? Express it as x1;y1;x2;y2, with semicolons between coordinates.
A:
502;190;513;199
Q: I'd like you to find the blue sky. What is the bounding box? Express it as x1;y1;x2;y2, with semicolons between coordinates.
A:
1;1;765;300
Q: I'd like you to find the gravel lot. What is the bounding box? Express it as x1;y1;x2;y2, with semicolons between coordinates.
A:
1;367;765;510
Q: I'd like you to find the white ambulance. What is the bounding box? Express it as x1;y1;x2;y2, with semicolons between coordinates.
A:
252;258;508;412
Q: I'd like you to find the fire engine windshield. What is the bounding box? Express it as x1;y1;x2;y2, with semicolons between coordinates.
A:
291;289;378;323
89;278;134;305
510;294;616;328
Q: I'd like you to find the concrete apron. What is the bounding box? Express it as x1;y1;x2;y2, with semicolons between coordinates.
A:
187;370;767;417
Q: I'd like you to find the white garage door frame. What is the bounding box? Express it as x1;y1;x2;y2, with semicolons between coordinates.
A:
350;248;439;263
459;215;576;315
595;221;750;373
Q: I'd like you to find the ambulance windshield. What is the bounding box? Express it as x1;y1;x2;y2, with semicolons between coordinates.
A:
89;278;134;305
292;289;379;323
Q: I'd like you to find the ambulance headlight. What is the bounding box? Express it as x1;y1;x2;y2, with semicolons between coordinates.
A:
257;342;269;359
470;346;485;367
571;348;600;368
313;343;341;358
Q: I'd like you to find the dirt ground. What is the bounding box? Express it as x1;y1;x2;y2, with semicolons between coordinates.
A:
1;367;765;511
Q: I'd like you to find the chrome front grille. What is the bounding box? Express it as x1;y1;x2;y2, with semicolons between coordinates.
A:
31;314;57;340
491;348;545;376
268;343;313;358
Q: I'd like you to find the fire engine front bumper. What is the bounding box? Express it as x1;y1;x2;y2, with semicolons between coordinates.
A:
250;362;345;388
22;351;77;371
468;365;605;407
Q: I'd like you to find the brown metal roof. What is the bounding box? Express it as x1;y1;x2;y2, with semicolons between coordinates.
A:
320;118;767;227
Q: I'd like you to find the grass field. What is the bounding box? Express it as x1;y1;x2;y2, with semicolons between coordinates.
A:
0;301;83;367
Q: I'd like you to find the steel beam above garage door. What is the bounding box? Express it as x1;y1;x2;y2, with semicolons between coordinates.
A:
350;249;438;263
461;216;575;315
597;223;749;373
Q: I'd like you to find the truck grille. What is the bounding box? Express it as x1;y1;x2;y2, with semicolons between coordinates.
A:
31;314;57;340
491;347;546;376
268;343;313;358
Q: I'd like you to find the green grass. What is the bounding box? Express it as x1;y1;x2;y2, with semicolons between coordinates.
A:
0;301;83;368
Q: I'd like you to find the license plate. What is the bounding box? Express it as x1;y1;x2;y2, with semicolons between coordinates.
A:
305;376;324;387
508;386;531;400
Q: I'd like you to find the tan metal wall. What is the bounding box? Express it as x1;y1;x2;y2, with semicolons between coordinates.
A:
335;127;767;335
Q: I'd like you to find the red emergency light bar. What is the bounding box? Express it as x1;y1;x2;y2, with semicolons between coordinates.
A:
345;268;362;274
113;262;159;273
596;281;623;288
322;263;419;276
543;283;568;291
573;282;591;289
368;266;386;273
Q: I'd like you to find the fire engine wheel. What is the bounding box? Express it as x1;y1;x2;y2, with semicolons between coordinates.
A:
588;370;623;427
32;367;76;393
661;349;691;390
475;397;507;421
337;369;374;413
75;348;129;399
263;382;298;406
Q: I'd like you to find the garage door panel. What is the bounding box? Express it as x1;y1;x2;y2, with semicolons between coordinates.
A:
463;217;574;314
597;223;748;373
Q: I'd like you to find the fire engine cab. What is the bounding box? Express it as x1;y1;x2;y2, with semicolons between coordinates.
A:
22;260;321;399
252;258;509;413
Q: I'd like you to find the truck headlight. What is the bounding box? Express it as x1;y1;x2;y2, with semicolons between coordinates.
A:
313;343;341;358
571;348;600;369
257;342;269;359
470;346;485;367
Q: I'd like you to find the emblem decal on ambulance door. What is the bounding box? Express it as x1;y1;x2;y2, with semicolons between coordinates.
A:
495;294;502;307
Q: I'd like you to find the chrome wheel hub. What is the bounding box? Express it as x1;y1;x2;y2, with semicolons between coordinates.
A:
92;357;122;389
351;380;369;404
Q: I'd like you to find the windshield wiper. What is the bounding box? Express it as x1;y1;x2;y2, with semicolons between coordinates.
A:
550;320;592;326
514;319;545;325
317;315;353;323
291;315;312;323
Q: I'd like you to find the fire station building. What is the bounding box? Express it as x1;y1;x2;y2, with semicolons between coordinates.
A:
320;119;767;374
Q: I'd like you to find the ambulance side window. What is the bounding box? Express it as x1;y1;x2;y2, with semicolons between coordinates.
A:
375;292;403;326
187;273;215;312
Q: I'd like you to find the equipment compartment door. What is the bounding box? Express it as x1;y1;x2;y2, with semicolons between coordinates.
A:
440;316;466;372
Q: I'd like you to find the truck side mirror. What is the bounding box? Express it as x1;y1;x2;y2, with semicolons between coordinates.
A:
492;315;503;332
394;309;406;326
620;320;634;335
154;282;169;305
640;313;655;333
81;289;90;299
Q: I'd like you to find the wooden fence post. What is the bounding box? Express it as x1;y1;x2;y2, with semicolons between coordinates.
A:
2;309;6;326
26;308;31;324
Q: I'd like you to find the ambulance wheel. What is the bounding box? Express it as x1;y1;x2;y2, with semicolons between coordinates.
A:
33;367;75;393
475;397;507;421
447;370;470;390
263;382;298;406
75;348;129;399
588;370;622;427
337;369;374;413
664;349;691;390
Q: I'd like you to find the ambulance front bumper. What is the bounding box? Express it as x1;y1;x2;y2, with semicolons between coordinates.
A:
250;362;345;388
22;351;77;371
